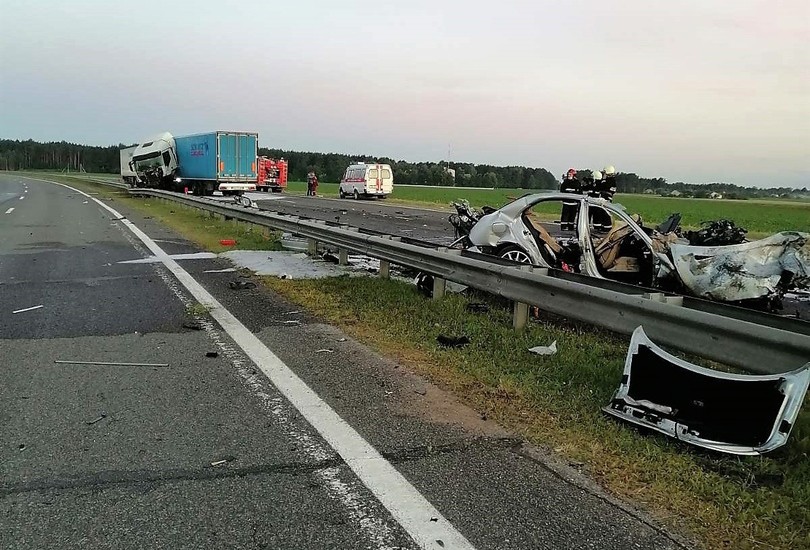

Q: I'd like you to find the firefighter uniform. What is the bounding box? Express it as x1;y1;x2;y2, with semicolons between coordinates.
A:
560;169;580;232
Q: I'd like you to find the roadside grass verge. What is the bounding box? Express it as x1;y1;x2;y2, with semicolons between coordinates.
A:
36;174;283;252
259;276;810;550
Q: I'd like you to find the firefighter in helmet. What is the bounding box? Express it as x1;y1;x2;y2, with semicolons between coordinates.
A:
560;168;580;231
590;165;617;232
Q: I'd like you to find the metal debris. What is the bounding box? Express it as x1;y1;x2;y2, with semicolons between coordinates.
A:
86;413;107;425
229;280;256;290
466;302;490;313
12;305;44;314
54;360;169;367
205;351;219;358
436;334;470;348
316;349;334;353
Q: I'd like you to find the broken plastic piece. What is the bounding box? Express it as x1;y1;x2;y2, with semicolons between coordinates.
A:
205;351;219;358
54;360;169;367
466;303;490;313
603;326;810;455
528;341;558;356
229;280;256;290
219;239;237;246
12;305;44;314
437;334;470;348
86;413;107;425
316;349;334;354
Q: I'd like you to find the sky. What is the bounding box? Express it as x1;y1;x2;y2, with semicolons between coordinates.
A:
1;0;808;188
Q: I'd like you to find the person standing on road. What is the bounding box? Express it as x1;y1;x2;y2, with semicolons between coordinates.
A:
310;172;319;196
560;168;580;232
306;171;318;196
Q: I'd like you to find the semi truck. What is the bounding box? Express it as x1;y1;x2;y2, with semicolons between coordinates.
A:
119;145;139;186
129;131;258;196
257;156;288;192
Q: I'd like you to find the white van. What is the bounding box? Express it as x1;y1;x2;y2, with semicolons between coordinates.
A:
339;162;394;199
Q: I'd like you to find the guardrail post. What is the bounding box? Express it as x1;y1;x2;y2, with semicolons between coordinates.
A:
432;277;446;299
513;301;529;330
513;265;533;330
339;249;349;265
379;260;390;279
307;238;318;255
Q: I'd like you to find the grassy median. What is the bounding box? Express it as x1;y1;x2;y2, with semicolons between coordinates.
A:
35;174;810;549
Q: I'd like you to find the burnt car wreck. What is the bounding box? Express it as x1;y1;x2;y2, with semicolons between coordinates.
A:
603;327;809;455
452;193;809;309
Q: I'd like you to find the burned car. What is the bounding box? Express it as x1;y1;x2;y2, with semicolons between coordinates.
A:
454;193;810;308
603;327;809;455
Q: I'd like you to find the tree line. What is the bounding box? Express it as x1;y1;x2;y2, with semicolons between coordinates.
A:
1;138;805;198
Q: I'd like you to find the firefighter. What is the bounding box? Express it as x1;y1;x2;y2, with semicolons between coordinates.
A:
590;166;617;232
306;171;319;196
600;165;617;201
589;170;612;232
560;168;580;231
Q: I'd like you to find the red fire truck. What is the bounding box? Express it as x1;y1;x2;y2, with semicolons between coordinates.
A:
257;156;288;192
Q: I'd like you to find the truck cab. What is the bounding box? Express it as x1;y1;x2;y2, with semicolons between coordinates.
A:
130;132;178;189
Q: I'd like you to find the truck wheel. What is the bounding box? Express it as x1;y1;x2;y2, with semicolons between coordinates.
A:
271;187;281;193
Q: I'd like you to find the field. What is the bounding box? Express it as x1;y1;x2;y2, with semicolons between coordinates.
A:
288;181;810;236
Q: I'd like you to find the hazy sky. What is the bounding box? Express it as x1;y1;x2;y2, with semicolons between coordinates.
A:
1;1;808;187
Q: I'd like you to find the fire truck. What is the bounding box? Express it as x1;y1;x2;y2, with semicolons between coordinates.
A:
257;156;288;192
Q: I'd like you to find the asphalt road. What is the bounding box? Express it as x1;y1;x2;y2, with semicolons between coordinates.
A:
1;174;688;549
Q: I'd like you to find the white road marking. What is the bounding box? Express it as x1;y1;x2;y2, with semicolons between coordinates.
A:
4;207;14;214
30;176;476;550
12;304;44;314
117;252;218;264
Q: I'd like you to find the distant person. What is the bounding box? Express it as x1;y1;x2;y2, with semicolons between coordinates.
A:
589;170;612;231
306;171;318;196
600;165;617;201
560;168;580;231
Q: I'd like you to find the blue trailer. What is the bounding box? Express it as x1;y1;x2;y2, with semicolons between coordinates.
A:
174;131;258;196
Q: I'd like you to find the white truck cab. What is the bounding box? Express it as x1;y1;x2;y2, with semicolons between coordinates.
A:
130;132;178;188
339;162;393;199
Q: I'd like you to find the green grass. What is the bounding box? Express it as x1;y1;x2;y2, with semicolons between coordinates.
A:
288;180;810;236
263;276;810;550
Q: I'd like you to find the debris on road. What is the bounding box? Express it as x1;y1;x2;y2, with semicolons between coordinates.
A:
529;341;558;356
210;456;236;467
437;334;470;348
603;326;810;455
466;302;490;313
322;251;340;264
316;349;334;354
282;310;301;315
219;239;237;246
229;280;256;290
337;337;347;342
19;444;26;451
12;305;44;314
182;321;203;330
205;351;219;358
203;267;237;273
86;413;107;425
54;360;170;367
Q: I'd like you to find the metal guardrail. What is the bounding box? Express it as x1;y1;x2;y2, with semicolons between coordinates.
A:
126;188;810;375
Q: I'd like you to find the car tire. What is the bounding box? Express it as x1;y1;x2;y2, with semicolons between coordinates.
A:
339;189;346;199
498;245;532;264
353;189;360;200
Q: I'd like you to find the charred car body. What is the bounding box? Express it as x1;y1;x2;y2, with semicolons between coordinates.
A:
454;193;809;309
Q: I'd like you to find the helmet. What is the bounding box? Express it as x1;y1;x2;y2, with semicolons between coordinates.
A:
567;168;577;176
603;165;616;175
592;170;602;180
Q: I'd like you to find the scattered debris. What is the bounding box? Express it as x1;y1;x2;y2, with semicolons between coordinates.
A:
54;360;169;367
283;320;301;325
466;302;490;313
219;239;237;246
12;305;44;314
19;444;26;451
118;252;217;264
279;273;293;280
337;337;347;342
282;310;301;315
316;349;334;354
414;388;427;396
86;413;107;425
182;321;203;330
82;200;89;204
210;456;236;467
603;326;810;455
436;334;470;348
528;341;558;356
322;251;340;264
205;351;219;358
229;280;256;290
685;219;748;246
203;267;237;273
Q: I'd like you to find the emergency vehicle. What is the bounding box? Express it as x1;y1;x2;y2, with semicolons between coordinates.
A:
339;162;394;199
257;156;288;192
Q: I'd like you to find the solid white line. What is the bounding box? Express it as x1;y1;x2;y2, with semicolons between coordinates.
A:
30;176;476;550
4;207;13;214
12;304;44;314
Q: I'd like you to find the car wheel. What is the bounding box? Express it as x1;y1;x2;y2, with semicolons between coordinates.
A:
499;245;532;264
339;189;346;199
353;189;360;200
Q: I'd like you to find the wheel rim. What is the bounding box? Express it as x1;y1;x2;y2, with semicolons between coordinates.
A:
501;249;531;264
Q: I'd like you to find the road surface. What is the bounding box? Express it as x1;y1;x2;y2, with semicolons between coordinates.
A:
1;174;687;549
